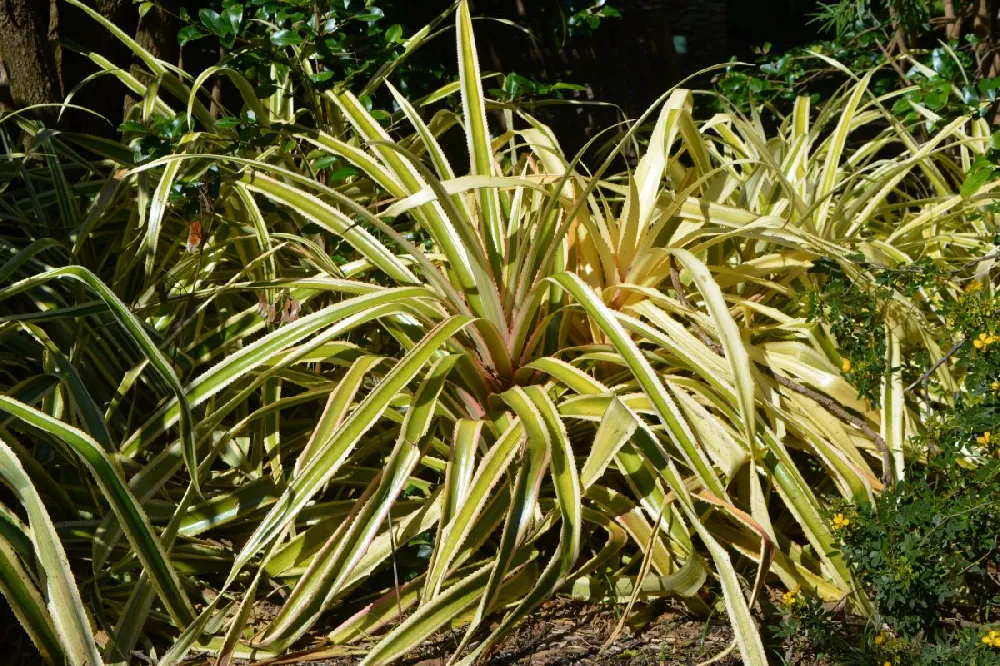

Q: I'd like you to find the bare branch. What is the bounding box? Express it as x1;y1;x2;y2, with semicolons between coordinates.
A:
905;338;967;393
669;257;893;485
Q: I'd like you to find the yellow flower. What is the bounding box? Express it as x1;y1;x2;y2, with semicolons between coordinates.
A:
975;332;999;349
883;662;892;666
966;280;983;293
781;587;800;607
874;633;885;646
841;358;852;373
832;513;850;530
977;432;992;445
985;630;1000;647
992;380;1000;392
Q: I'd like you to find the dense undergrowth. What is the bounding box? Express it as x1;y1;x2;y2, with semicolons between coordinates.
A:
0;1;998;665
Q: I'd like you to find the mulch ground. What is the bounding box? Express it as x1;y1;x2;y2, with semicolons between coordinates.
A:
397;600;740;666
1;595;835;665
236;598;745;666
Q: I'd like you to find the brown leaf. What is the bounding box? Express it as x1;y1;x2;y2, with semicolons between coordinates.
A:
185;220;202;253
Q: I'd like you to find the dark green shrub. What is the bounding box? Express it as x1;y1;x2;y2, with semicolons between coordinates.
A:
909;628;1000;666
830;453;1000;636
771;588;847;662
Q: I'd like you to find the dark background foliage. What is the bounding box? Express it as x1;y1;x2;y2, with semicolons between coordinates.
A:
0;0;825;144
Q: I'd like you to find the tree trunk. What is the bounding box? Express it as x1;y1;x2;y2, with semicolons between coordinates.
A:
0;0;61;124
942;0;961;40
135;0;179;64
973;0;999;76
0;57;14;112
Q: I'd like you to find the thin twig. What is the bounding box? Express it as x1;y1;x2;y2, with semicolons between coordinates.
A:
769;371;893;486
670;257;893;486
602;495;668;652
875;39;910;86
130;651;154;665
670;257;723;355
905;337;967;393
387;511;404;623
961;248;1000;268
